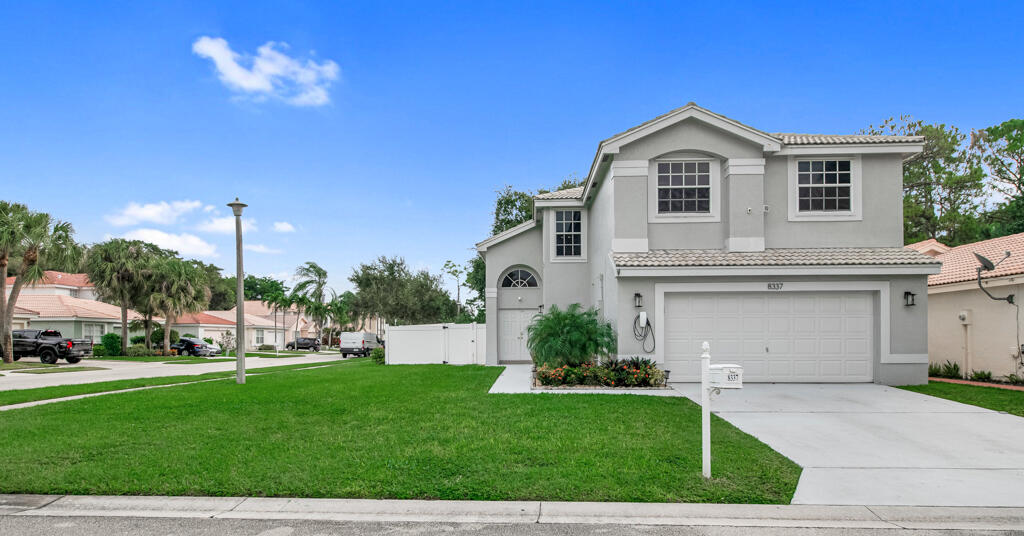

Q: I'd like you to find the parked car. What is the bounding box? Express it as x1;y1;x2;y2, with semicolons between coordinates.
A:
170;337;216;357
1;329;92;364
286;337;320;351
339;331;381;357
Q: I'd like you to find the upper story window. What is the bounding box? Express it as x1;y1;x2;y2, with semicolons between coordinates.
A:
797;159;851;212
787;155;862;221
501;269;538;288
657;161;711;213
554;210;582;257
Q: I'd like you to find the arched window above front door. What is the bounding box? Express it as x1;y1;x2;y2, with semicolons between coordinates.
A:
501;269;538;288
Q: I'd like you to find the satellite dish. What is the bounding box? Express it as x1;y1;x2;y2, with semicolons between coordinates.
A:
974;252;996;271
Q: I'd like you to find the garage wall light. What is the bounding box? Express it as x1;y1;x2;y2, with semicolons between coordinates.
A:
634;293;643;308
903;291;916;307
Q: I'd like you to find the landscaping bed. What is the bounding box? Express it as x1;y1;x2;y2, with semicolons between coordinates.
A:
0;360;800;503
534;357;668;390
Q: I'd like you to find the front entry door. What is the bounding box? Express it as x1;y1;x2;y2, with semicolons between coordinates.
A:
499;309;534;362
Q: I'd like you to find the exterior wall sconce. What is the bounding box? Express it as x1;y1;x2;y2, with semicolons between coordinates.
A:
537;304;544;313
634;293;643;308
903;291;916;307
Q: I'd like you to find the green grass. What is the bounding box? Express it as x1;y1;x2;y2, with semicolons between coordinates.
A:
90;355;185;362
11;366;107;374
0;361;354;407
0;362;57;371
0;361;799;503
900;381;1024;417
163;358;236;365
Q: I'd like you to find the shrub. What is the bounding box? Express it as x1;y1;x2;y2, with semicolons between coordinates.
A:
370;347;385;365
129;335;147;345
126;344;153;357
203;337;214;344
182;333;197;338
536;358;666;388
91;345;106;357
257;344;275;351
969;369;993;382
150;328;179;346
526;304;616;368
1006;374;1024;386
939;360;963;379
100;332;122;357
928;363;942;377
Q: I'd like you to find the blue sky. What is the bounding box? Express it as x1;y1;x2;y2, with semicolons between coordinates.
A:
1;1;1021;294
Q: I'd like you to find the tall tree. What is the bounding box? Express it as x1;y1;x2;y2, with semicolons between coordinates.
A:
490;175;583;235
85;239;167;355
349;256;457;326
442;259;465;316
293;262;329;343
1;204;82;363
973;118;1024;198
864;116;986;245
194;261;235;310
148;257;209;353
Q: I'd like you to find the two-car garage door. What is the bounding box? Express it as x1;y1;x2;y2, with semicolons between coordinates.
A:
663;291;874;382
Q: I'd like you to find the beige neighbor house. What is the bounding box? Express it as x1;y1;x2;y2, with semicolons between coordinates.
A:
5;271;98;300
908;233;1024;378
11;304;38;330
188;310;286;351
224;300;386;344
12;294;149;343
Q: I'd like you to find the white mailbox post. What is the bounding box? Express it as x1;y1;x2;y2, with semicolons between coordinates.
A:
700;341;742;478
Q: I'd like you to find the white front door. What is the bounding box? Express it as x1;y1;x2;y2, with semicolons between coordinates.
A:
499;309;534;362
664;291;874;382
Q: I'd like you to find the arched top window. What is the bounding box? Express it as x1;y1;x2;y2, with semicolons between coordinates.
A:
501;269;538;288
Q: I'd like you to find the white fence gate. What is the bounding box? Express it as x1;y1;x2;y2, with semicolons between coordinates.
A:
385;323;486;365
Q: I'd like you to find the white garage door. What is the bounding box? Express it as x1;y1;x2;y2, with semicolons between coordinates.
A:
663;291;873;382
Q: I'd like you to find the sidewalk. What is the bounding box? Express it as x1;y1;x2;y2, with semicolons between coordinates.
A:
2;495;1023;531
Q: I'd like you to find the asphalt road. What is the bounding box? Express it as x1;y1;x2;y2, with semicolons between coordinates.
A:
0;517;1014;536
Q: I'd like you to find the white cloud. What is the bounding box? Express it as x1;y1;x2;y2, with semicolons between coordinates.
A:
244;244;282;254
203;205;216;213
272;221;295;233
196;216;257;234
192;36;339;107
123;229;218;258
106;200;203;226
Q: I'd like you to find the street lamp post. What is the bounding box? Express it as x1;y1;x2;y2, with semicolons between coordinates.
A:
228;198;248;384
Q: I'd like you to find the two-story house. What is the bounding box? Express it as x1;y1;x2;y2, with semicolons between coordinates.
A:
476;104;941;385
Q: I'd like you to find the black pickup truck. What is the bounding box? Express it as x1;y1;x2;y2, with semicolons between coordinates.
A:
3;329;92;364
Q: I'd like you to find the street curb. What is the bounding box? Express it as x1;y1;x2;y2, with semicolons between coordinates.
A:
3;494;1024;530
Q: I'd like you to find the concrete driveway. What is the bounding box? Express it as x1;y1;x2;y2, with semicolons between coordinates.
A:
674;383;1024;506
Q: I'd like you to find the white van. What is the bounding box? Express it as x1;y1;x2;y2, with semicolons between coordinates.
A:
339;332;381;357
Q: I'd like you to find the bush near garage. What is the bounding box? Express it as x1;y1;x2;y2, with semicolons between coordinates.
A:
91;345;106;358
536;357;666;388
370;347;385;365
126;344;155;357
526;304;616;368
100;332;122;357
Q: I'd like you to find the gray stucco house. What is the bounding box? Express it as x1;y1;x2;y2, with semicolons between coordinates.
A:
475;104;941;385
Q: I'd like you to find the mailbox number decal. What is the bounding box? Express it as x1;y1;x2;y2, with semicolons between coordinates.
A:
727;373;739;382
767;282;784;290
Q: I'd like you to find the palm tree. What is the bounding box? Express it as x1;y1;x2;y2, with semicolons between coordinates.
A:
293;262;329;345
85;239;165;355
148;258;209;354
326;292;351;347
262;289;292;354
1;203;82;363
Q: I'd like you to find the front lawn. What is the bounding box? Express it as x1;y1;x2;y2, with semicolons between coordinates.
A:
0;362;56;371
900;381;1024;417
0;361;799;503
11;366;107;374
163;358;236;365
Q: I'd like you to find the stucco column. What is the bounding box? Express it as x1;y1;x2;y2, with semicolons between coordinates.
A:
484;288;498;365
724;158;766;252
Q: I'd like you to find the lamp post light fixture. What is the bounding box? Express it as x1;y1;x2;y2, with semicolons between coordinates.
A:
227;197;248;384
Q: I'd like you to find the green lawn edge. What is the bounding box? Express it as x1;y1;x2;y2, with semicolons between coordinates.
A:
899;380;1024;417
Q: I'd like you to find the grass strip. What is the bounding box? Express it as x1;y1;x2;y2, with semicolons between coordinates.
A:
11;366;108;374
900;380;1024;417
162;359;236;365
0;362;57;371
0;360;352;407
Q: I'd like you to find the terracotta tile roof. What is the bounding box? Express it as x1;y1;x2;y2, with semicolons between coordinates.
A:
613;248;941;268
5;271;93;288
174;312;236;326
204;309;279;328
225;300;299;316
772;133;924;145
905;238;951;257
12;294;148;320
535;186;585;200
925;232;1024;286
12;305;37;316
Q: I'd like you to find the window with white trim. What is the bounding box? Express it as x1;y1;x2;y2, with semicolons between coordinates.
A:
255;329;264;345
797;159;852;212
501;269;538;288
657;161;711;213
554;210;582;257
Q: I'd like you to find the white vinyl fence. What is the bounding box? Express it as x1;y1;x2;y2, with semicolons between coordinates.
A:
385;323;486;365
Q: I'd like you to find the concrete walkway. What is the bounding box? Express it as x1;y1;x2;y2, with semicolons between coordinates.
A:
2;494;1024;531
0;353;344;391
673;383;1024;507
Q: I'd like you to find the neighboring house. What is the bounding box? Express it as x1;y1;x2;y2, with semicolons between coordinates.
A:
11;305;38;331
13;294;148;342
225;300;386;343
5;271;98;300
906;238;952;258
200;310;287;351
909;233;1024;378
476;103;941;385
